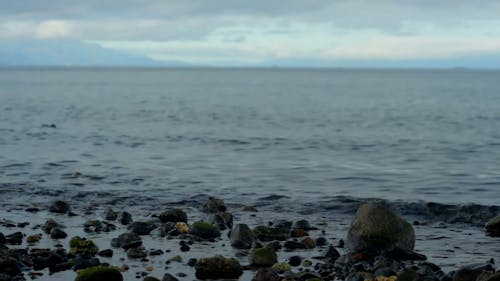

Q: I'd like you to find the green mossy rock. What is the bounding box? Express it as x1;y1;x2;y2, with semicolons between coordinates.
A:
195;255;242;279
75;265;123;281
188;221;220;239
70;236;99;256
250;247;278;267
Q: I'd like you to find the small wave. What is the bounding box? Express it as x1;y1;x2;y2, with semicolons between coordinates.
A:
301;196;499;226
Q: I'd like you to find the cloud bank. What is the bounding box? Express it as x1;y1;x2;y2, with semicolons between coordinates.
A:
2;1;500;66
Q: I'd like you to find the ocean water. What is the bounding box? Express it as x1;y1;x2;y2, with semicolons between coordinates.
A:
1;68;499;279
0;67;499;206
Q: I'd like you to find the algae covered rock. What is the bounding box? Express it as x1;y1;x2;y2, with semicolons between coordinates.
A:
195;255;242;279
75;265;123;281
70;236;99;256
346;202;415;254
188;221;220;239
250;247;278;267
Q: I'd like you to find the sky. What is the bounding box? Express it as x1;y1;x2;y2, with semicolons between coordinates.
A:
2;0;500;66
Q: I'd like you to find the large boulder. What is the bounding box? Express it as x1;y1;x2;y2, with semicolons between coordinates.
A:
346;202;415;254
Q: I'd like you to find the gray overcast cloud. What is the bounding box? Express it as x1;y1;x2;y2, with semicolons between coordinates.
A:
2;1;500;65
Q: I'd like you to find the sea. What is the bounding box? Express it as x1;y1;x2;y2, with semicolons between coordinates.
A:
0;67;499;279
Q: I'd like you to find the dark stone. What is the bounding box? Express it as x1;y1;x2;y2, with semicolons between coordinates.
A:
98;249;113;257
187;258;197;267
128;221;157;235
252;268;280;281
148;249;163;256
103;207;118;221
374;267;397;277
0;233;5;244
315;237;328;246
49;200;70;213
84;220;104;233
284;240;306;250
118;212;133;225
0;256;21;276
72;255;101;270
201;197;226;213
208;212;233;230
346;202;415;254
26;207;40;213
289;255;303;266
292;219;311;230
127;248;147;259
112;232;142;249
230;224;254;249
265;240;282;251
253;225;288;241
5;232;23;245
325;245;341;260
42;219;62;234
485;215;500;237
271;220;293;230
452;262;495;281
385;247;427;261
143;277;160;281
50;228;68;239
195;255;242;280
159;209;187;223
162;273;179;281
478;272;500;281
396;268;419;281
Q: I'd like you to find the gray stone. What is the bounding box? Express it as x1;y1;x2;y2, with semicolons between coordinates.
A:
230;224;254;249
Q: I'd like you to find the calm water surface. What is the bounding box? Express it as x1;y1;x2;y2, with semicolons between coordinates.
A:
0;67;499;205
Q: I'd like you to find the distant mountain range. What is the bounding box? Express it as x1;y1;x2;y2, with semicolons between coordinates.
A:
0;39;185;67
0;38;499;69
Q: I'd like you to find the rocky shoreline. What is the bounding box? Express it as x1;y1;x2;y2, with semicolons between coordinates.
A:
0;197;499;281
